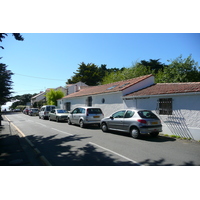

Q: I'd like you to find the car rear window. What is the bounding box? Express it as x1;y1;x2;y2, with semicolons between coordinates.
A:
138;111;158;119
87;108;102;114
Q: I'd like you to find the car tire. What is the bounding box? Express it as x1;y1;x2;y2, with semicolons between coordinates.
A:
68;119;72;125
56;117;59;122
49;116;51;121
101;122;108;132
79;120;85;128
130;127;140;139
150;132;159;137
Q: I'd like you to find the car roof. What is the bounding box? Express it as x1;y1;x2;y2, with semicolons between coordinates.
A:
74;107;102;109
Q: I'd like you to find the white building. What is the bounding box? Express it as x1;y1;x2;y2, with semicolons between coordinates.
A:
58;74;154;115
58;74;200;141
124;82;200;141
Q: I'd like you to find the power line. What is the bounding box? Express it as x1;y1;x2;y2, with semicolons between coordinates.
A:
14;73;66;81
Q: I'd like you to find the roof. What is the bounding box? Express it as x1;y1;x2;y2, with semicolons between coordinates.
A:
62;74;153;99
125;82;200;97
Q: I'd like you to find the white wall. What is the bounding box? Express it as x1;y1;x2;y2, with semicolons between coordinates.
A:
61;92;124;117
124;94;200;141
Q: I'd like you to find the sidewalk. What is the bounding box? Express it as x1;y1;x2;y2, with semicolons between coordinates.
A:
0;115;44;166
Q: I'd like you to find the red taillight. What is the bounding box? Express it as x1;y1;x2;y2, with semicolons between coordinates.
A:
137;119;147;124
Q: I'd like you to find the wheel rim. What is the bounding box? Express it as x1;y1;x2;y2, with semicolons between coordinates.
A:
102;123;107;132
131;128;139;138
79;120;84;128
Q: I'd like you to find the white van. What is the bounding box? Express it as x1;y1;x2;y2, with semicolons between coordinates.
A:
39;105;56;119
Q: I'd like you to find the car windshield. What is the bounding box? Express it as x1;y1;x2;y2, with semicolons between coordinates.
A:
87;108;102;114
57;110;67;113
138;110;158;119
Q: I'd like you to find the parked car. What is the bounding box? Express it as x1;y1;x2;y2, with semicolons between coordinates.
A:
29;108;39;116
39;105;56;119
23;108;30;115
68;107;104;128
100;109;162;139
49;109;69;122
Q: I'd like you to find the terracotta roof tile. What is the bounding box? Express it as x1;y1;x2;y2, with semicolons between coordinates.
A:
63;74;153;99
125;82;200;97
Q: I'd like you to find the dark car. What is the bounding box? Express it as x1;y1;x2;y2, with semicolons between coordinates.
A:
101;109;162;139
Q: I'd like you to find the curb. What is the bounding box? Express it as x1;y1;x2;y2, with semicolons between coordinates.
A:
3;115;52;166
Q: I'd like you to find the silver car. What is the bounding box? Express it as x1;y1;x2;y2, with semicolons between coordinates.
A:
49;109;69;122
68;107;104;128
101;109;162;139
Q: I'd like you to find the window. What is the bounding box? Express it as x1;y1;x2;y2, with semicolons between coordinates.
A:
112;110;126;118
86;96;92;107
66;102;71;111
106;85;118;90
124;110;134;118
158;98;172;115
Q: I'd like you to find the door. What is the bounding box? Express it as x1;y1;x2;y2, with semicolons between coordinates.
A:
108;110;126;130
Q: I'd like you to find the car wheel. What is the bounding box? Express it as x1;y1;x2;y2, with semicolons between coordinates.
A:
101;122;108;132
79;120;85;128
56;117;59;122
49;116;51;121
68;119;72;125
150;132;159;137
130;127;140;139
39;115;41;119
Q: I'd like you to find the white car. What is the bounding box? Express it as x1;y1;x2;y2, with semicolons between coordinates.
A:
39;105;56;120
49;109;69;122
68;107;104;128
101;109;162;139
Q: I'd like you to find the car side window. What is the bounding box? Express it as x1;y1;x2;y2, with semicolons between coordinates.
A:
72;109;78;114
112;110;126;118
81;108;85;113
124;110;134;118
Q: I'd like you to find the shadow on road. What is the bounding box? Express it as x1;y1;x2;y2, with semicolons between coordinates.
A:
24;133;196;166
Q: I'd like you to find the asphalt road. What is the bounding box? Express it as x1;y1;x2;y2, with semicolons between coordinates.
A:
5;112;200;166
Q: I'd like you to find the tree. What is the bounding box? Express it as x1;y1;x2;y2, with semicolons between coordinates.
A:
0;33;24;125
66;62;124;86
155;55;200;83
45;89;64;106
67;62;104;86
140;59;166;73
0;62;14;105
101;62;153;84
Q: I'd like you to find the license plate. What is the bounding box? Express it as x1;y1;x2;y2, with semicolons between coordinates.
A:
93;116;100;118
152;122;158;125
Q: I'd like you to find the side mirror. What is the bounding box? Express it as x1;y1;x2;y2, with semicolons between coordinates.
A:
110;116;114;120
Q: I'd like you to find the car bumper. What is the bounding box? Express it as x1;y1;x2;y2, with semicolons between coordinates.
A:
139;125;162;134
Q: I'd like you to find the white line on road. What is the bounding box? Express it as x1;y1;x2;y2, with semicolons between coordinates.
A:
88;142;142;166
36;122;47;127
51;128;74;136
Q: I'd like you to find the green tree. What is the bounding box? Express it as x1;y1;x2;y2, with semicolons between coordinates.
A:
45;89;64;106
0;63;14;105
66;62;124;86
67;62;104;86
155;55;200;83
0;33;24;125
101;62;152;84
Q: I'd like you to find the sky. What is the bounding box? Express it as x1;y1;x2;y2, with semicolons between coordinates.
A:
1;33;200;98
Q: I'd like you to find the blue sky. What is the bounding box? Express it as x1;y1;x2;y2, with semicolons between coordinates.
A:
1;33;200;97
